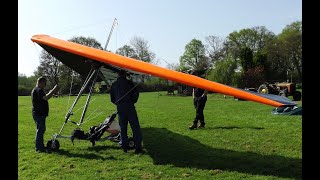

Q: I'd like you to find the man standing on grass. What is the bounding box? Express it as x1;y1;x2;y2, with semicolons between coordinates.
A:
31;77;59;153
189;70;208;130
110;70;144;154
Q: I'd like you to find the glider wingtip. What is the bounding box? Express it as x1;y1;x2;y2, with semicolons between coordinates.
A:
279;103;298;108
31;34;50;41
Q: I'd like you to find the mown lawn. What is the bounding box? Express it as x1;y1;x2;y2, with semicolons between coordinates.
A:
18;92;302;179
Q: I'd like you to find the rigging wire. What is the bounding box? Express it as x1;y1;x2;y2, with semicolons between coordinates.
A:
51;18;115;37
79;109;103;126
66;70;75;112
32;41;41;55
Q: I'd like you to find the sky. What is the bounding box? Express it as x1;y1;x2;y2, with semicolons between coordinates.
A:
18;0;302;77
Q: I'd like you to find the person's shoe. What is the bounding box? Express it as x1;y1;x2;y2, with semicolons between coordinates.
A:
135;148;145;154
198;123;205;128
189;123;198;130
36;149;45;153
122;146;128;153
122;145;128;153
36;147;51;153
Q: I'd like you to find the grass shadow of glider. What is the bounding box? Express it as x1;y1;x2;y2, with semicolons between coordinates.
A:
52;149;107;160
52;145;122;161
205;126;264;130
142;127;301;179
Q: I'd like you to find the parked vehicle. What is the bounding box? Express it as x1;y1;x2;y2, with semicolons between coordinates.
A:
257;82;301;101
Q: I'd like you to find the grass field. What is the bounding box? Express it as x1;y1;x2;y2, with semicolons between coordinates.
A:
18;92;302;179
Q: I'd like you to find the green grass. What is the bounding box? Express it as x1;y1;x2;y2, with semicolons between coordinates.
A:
18;92;302;179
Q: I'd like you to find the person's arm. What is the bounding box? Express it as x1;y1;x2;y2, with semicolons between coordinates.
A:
202;90;208;97
43;85;59;101
110;84;116;104
192;88;195;99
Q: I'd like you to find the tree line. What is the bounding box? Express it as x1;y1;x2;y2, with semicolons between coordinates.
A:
18;20;301;96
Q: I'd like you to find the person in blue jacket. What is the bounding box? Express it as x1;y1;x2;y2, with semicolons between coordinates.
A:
110;70;144;154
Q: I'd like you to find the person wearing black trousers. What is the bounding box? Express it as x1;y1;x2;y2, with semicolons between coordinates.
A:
110;70;144;154
189;70;208;130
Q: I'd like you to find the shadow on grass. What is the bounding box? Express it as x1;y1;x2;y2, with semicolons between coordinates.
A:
53;149;107;160
206;126;264;130
52;143;121;160
86;144;122;152
142;127;301;179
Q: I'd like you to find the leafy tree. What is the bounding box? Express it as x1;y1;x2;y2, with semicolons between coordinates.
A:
33;50;62;90
34;36;104;94
280;21;302;34
114;37;154;83
18;73;37;95
226;26;275;60
263;39;288;80
179;39;211;72
69;36;103;50
253;50;268;68
278;21;302;81
283;32;302;81
205;35;226;63
238;47;268;87
130;36;156;64
237;66;266;88
57;64;83;95
166;62;180;71
116;45;138;59
264;21;302;82
207;55;238;86
142;76;168;92
66;36;104;94
18;73;36;88
239;46;254;72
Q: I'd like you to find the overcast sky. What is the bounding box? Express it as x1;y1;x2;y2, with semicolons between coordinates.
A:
18;0;302;76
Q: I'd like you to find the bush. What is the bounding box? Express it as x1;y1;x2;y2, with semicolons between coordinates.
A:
296;83;302;89
18;86;32;96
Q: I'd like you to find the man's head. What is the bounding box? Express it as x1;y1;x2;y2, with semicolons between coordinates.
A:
191;70;205;78
37;76;47;89
118;70;128;77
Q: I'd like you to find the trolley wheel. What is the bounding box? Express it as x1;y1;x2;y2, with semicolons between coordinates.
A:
258;84;269;94
47;139;60;151
128;137;135;150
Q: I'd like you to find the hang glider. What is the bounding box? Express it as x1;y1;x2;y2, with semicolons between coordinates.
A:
31;34;297;107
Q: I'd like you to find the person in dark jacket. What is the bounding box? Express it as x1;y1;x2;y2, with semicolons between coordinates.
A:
189;70;208;130
31;77;59;152
110;70;144;154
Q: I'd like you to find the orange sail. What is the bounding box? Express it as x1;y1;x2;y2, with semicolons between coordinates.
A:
31;34;296;107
